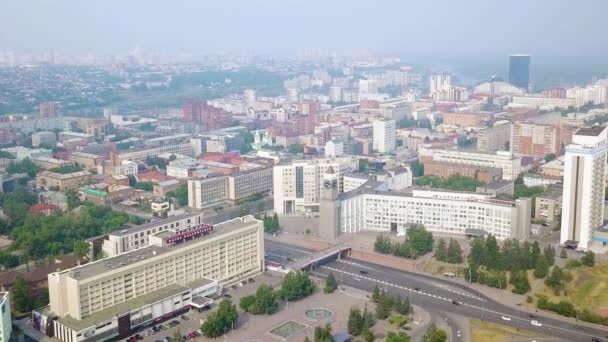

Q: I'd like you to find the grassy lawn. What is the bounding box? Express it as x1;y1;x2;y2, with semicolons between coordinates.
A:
470;319;541;342
421;259;465;277
533;263;608;315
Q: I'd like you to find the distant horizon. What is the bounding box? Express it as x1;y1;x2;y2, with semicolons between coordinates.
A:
2;0;608;57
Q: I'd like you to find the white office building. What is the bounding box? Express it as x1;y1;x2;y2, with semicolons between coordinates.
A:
333;185;531;241
273;157;357;214
0;292;11;342
373;119;396;153
325;139;344;157
560;126;608;250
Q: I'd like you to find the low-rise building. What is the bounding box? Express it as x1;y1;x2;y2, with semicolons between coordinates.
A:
188;177;229;209
227;167;273;201
2;146;52;160
424;161;502;183
33;157;74;170
32;131;57;147
36;170;93;191
153;179;181;197
69;152;104;170
522;173;562;188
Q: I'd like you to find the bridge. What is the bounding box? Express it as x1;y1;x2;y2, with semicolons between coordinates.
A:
287;244;351;272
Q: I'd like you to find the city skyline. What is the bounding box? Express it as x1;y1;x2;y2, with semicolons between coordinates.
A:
2;0;608;58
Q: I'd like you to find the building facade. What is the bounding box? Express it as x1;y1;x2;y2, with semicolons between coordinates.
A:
332;186;530;241
36;170;93;191
419;147;521;181
0;292;11;342
511;122;561;158
37;216;264;342
187;177;229;209
560;126;608;249
273;157;356;214
508;54;530;91
477;121;511;152
372;119;396;153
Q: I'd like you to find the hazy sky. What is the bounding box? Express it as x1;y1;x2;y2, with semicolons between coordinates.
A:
2;0;607;58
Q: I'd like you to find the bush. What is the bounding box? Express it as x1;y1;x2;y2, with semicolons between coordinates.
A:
388;314;408;327
239;295;256;312
565;259;582;269
526;295;533;303
536;295;576;317
581;251;595;267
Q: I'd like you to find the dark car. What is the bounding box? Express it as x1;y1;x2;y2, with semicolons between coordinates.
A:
359;270;369;275
414;287;421;291
452;300;460;305
528;313;536;319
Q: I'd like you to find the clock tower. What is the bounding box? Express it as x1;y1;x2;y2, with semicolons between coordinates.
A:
319;167;341;241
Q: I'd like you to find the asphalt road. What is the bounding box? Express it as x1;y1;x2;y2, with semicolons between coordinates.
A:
265;239;605;342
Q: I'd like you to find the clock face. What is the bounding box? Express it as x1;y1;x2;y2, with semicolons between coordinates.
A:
324;180;331;189
332;179;338;189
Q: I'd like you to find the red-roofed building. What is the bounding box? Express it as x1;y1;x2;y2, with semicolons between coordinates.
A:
28;203;62;216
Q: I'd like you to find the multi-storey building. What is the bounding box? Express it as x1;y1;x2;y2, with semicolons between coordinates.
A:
39;101;58;118
33;157;74;170
35;216;264;342
32;131;57;147
101;213;205;256
0;115;64;135
115;143;193;163
429;73;451;94
442;112;483;128
325;185;531;241
2;146;52;160
508;54;530;91
69;152;104;171
424;162;501;183
187;177;229;209
477;121;511;152
227;167;273;201
182;100;233;131
511;122;561;158
522;174;562;188
0;292;11;342
419;147;521;181
560;126;608;249
36;170;93;191
535;185;562;224
273;157;356;214
372;119;396;153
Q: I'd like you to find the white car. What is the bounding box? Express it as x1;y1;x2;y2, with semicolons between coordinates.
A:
456;330;462;338
531;320;542;327
353;277;362;281
501;315;512;321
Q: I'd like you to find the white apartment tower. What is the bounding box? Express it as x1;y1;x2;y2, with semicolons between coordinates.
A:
244;89;257;109
429;72;452;94
273;157;356;214
560;126;608;250
373;119;396;153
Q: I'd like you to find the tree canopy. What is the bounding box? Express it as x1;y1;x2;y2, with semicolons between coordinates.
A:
201;299;238;337
279;271;316;301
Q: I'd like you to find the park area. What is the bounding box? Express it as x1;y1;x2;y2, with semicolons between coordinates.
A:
470;320;541;342
532;262;608;316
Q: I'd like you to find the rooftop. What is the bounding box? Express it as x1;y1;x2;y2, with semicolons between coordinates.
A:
111;212;202;237
575;126;606;137
69;216;257;281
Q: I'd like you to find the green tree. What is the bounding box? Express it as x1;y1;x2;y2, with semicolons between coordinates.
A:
361;316;374;342
422;324;447;342
533;256;550;279
372;285;381;302
544;153;556;162
279;271;316;301
545;266;567;295
239;295;256;312
485;235;501;269
434;239;447;262
128;174;137;187
134;181;154;191
469;238;485;265
254;284;278;314
446;238;463;264
288;143;304;154
544;245;556;265
73;240;90;259
201;299;238;337
359;159;369;172
375;292;391;320
314;323;332;342
324;272;337;294
510;270;531;294
582;251;595;267
65;189;81;210
348;306;363;336
387;331;412;342
12;275;30;312
166;183;188;206
7;158;40;178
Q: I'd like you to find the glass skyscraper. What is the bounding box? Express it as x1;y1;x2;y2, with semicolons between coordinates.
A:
508;54;530;91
